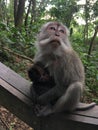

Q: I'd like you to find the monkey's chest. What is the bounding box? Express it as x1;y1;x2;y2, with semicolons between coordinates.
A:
48;61;65;85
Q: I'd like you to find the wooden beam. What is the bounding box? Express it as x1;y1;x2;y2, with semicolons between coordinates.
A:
0;78;40;130
0;62;40;129
0;62;31;98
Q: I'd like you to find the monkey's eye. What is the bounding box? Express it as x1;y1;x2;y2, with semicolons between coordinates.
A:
59;29;65;34
49;27;56;31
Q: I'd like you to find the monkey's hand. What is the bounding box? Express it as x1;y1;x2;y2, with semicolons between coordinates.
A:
39;35;61;46
39;36;52;46
37;104;53;117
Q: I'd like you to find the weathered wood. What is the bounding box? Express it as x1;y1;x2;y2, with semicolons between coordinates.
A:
40;114;98;130
0;62;31;98
0;62;40;130
0;78;40;130
0;62;98;130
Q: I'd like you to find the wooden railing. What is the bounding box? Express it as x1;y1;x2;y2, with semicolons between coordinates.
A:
0;62;98;130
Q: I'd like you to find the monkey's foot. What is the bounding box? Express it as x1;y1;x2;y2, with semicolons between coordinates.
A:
33;104;45;115
37;105;53;116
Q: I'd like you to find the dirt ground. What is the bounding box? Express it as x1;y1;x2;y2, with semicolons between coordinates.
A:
0;105;34;130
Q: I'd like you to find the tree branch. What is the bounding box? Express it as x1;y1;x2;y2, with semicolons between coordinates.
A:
1;46;34;63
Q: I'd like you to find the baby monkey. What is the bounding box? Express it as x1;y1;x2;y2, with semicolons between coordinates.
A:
28;21;96;116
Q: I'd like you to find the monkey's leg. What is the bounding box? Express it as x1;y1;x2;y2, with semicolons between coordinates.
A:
37;86;61;105
38;82;82;116
53;82;82;112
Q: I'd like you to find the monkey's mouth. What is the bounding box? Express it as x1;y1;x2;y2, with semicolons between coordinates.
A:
51;40;60;47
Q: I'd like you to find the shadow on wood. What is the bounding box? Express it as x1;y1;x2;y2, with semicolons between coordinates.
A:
0;62;98;130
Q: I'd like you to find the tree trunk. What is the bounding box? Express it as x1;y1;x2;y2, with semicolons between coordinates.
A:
24;0;32;27
30;0;36;24
14;0;25;27
84;0;89;44
87;25;98;60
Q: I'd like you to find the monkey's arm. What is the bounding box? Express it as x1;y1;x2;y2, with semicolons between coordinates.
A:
39;35;56;46
39;38;50;45
37;86;62;105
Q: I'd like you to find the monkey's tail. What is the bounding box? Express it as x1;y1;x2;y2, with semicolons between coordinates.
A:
76;102;96;111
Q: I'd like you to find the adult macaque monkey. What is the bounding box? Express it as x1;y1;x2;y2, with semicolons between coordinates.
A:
28;21;96;116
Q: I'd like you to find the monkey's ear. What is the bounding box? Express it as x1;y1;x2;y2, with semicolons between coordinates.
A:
64;26;70;36
36;32;40;41
37;30;41;34
36;32;41;41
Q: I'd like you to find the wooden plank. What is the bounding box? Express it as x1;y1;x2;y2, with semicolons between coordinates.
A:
67;112;98;125
0;62;31;98
0;78;32;106
73;106;98;119
40;114;98;130
0;79;40;130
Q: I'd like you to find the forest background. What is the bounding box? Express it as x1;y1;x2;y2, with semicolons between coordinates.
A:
0;0;98;105
0;0;98;129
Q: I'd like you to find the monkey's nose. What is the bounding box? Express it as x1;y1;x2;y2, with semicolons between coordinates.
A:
55;32;60;36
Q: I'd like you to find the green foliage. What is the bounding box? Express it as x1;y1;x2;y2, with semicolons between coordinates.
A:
9;122;15;130
0;0;7;20
93;0;98;17
49;0;78;27
0;21;37;57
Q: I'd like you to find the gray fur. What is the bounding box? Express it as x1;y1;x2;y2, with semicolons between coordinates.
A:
33;22;95;116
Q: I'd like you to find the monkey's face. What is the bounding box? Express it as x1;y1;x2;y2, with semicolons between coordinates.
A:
37;22;70;53
46;23;67;47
